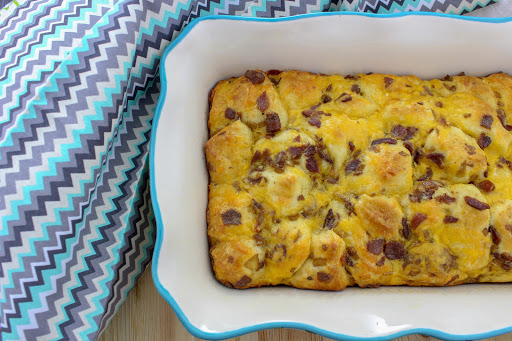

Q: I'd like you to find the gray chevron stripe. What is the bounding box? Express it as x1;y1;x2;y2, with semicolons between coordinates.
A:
95;167;155;338
356;0;497;12
0;0;13;8
94;76;160;337
0;1;131;337
17;1;162;338
60;92;153;340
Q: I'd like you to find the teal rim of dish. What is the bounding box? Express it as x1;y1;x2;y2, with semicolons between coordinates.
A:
150;12;512;341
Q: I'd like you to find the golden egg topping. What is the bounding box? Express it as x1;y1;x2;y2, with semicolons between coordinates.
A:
206;70;512;290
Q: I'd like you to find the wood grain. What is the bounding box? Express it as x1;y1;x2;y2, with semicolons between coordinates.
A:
98;264;512;341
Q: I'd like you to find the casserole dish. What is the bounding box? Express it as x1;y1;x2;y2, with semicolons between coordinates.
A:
151;12;512;340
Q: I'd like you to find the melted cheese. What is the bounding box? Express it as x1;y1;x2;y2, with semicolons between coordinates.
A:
207;70;512;290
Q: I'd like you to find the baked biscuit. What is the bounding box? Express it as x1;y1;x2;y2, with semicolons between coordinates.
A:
206;70;512;290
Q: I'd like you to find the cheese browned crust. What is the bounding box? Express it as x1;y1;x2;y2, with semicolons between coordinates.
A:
206;70;512;290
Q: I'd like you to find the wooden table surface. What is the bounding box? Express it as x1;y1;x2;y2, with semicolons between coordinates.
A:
98;264;512;341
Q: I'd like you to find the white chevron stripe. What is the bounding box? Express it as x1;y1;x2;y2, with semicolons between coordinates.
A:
0;5;68;121
444;0;485;13
213;0;243;15
74;167;153;339
0;2;124;206
96;90;157;337
169;4;200;34
0;76;82;291
0;1;75;90
241;0;263;16
13;182;103;337
418;0;441;11
0;78;114;332
3;0;236;332
71;38;163;341
270;0;323;17
363;0;391;12
2;230;69;332
0;171;101;330
69;125;147;339
29;4;157;338
97;191;153;337
0;0;42;39
0;0;29;23
327;1;342;11
0;2;146;335
6;144;117;335
33;130;120;338
39;216;95;339
126;4;177;74
0;1;112;128
0;66;114;225
342;0;359;11
365;0;485;13
403;3;422;11
96;228;151;338
148;0;192;20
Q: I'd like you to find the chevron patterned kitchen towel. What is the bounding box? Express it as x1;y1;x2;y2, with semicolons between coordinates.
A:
0;0;500;340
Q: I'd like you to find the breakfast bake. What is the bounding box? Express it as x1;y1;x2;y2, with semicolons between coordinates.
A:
205;70;512;290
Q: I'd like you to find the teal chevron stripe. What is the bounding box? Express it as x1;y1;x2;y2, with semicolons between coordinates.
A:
314;0;335;12
40;233;83;341
135;0;211;46
394;0;436;13
388;0;432;14
18;8;151;340
1;9;135;340
76;76;158;340
245;0;268;15
1;0;23;22
0;66;71;231
65;131;134;338
340;1;356;11
445;0;490;14
124;113;156;270
95;86;157;336
197;0;235;16
97;199;155;338
344;0;496;14
0;0;106;63
166;0;195;21
0;1;113;136
6;115;120;334
79;191;147;339
73;51;159;338
137;6;175;41
1;0;84;85
0;0;56;48
0;67;65;149
1;57;97;226
96;181;155;338
22;198;100;340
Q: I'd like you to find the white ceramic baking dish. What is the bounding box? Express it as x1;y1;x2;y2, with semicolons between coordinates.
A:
150;12;512;340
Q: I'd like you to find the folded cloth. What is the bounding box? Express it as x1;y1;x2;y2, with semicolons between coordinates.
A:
0;0;501;340
341;0;498;13
468;0;511;16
